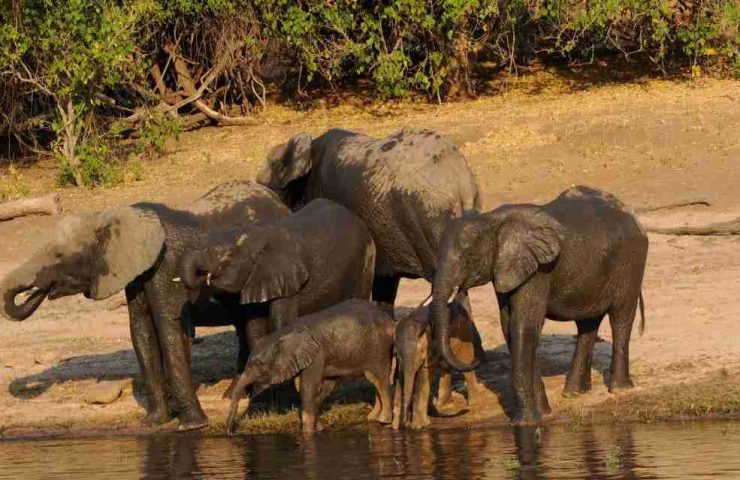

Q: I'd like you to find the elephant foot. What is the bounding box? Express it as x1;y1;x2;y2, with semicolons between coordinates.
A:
609;377;635;394
142;409;173;427
563;377;592;398
177;409;209;432
562;385;590;398
367;398;382;422
377;409;393;425
435;394;455;413
409;415;431;430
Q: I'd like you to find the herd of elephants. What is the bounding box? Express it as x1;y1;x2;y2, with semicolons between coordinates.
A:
3;126;677;436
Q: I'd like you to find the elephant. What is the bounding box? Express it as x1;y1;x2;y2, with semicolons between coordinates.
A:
432;186;648;425
226;299;395;435
392;298;484;430
181;198;376;359
0;181;290;430
255;128;481;317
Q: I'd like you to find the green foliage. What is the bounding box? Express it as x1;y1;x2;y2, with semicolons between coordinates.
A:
0;166;31;201
1;0;739;187
57;139;122;187
137;113;182;154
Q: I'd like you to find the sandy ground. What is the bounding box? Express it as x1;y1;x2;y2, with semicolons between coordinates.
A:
1;77;739;436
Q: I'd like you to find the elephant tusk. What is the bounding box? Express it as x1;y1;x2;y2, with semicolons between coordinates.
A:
206;272;212;287
172;277;181;283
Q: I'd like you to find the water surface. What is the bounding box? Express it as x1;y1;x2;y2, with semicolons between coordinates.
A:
0;421;737;479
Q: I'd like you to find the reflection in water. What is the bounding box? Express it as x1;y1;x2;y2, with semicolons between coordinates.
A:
0;421;739;479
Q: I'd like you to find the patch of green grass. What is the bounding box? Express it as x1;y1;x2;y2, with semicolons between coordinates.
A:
499;455;521;471
561;370;740;425
602;444;622;471
0;165;31;201
207;402;370;436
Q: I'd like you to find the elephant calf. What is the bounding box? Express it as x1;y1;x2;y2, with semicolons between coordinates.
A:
226;299;395;435
433;186;648;426
393;299;484;430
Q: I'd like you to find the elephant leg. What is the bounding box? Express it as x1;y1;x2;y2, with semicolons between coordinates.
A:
608;298;638;392
299;366;323;435
365;368;392;424
400;354;420;428
563;316;604;397
246;316;271;350
372;275;400;319
126;285;171;426
313;379;337;432
508;279;548;426
500;291;549;417
436;373;454;411
410;362;431;429
146;283;207;431
269;297;299;332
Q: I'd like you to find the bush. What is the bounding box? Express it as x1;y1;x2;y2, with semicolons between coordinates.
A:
1;0;738;186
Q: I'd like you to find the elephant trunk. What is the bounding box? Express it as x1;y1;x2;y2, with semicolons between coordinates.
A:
432;269;479;372
226;371;256;436
180;250;210;303
0;264;49;321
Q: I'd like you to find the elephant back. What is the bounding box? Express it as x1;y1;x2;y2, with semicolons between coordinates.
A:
313;128;480;280
189;180;290;225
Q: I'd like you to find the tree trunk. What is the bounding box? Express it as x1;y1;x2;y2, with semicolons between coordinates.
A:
0;192;61;221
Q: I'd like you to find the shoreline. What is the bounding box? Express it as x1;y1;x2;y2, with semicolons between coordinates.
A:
2;367;738;441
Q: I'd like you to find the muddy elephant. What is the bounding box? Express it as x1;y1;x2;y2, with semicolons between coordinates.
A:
256;128;481;317
432;186;648;425
393;298;485;430
226;299;395;435
0;181;289;430
181;198;376;359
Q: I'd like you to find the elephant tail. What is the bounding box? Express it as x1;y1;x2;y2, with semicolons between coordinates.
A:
638;291;646;337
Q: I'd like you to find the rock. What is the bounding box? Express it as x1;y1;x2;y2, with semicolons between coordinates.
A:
83;380;126;405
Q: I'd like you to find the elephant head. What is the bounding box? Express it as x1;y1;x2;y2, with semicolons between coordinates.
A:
181;227;309;305
0;207;164;321
432;206;564;370
226;327;319;434
256;133;314;208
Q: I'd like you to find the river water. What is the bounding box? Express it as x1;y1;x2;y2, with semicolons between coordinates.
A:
0;421;737;479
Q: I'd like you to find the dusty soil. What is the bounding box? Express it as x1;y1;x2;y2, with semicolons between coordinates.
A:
1;76;739;437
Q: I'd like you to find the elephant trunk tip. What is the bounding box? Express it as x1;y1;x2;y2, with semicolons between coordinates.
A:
1;284;49;322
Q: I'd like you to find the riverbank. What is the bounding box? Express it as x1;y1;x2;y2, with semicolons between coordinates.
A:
1;76;739;438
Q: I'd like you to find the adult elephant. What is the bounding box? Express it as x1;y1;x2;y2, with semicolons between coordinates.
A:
256;128;481;317
431;186;648;425
0;181;289;430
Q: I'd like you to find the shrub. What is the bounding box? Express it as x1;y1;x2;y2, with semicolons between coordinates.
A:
1;0;738;186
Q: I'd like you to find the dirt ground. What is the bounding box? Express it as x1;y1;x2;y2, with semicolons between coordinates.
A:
1;76;739;437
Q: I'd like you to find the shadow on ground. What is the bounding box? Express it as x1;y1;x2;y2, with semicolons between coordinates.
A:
8;330;239;400
449;334;613;420
7;327;614;424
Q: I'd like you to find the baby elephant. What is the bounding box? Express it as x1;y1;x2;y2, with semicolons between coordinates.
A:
393;299;484;430
226;299;395;435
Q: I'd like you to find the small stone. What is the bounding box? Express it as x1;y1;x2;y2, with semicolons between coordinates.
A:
84;380;126;405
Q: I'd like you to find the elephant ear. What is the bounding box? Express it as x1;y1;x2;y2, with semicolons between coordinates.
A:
262;133;313;189
90;207;165;299
239;232;309;304
493;206;565;293
268;329;320;384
